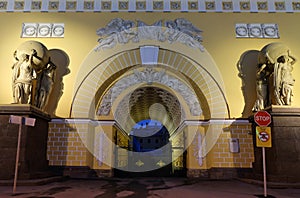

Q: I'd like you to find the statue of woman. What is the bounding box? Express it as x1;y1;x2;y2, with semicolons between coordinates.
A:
34;60;56;110
12;49;37;104
253;57;272;111
275;53;296;105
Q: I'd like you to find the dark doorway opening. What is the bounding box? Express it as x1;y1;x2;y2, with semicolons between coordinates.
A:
115;120;186;177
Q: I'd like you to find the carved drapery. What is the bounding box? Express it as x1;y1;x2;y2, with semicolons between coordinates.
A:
12;41;57;112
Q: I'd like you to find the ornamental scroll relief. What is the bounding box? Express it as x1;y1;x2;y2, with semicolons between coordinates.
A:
97;67;202;117
95;18;204;52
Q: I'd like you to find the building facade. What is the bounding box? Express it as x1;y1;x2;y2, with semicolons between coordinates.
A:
1;0;300;180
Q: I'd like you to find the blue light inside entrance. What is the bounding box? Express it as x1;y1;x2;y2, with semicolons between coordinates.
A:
129;120;170;152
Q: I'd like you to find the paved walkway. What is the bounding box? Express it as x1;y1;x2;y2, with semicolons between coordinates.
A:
0;177;300;198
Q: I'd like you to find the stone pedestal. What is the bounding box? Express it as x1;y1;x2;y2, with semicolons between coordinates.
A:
0;104;51;180
252;105;300;183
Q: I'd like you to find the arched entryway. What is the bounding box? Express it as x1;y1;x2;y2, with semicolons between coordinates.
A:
112;85;188;177
115;119;175;177
70;21;229;177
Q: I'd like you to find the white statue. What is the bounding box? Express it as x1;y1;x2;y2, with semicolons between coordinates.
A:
12;41;57;112
254;43;296;110
34;60;57;110
253;59;272;111
274;52;296;105
12;49;37;104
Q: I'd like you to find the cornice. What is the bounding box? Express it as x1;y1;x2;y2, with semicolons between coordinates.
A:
0;0;299;13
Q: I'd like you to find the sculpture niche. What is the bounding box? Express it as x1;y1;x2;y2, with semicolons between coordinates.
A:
12;41;56;111
238;43;296;117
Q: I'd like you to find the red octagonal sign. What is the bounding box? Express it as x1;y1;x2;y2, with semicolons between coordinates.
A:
254;111;271;126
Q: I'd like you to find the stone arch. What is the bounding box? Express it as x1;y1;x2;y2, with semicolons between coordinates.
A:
71;47;229;121
112;84;185;134
69;26;231;175
97;66;202;116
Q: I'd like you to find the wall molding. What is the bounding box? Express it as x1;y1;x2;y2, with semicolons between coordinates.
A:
235;23;279;38
0;0;300;13
21;23;64;38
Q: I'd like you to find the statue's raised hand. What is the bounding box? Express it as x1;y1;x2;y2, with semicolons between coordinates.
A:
30;49;37;56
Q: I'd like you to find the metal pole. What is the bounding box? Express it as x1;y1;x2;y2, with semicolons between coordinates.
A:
13;124;22;194
262;147;267;197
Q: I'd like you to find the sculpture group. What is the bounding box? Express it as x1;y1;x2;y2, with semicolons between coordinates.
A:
95;18;204;52
238;42;296;116
254;43;296;111
12;41;56;111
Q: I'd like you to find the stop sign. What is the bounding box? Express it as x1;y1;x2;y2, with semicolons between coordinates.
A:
254;111;271;126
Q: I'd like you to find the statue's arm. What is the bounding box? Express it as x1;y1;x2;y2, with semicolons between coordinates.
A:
265;51;275;64
257;64;267;75
287;50;297;64
28;49;37;63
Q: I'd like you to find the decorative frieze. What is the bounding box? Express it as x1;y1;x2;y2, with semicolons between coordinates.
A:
0;0;299;12
95;18;204;52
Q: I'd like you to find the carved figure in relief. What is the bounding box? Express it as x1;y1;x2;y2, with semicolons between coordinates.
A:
174;18;203;41
164;18;204;51
96;18;136;50
164;20;181;43
12;49;37;104
95;18;204;52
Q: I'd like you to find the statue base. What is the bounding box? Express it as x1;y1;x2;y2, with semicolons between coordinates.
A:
0;104;51;180
251;105;300;183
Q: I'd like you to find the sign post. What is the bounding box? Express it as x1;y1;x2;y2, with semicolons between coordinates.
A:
254;111;272;198
9;115;36;194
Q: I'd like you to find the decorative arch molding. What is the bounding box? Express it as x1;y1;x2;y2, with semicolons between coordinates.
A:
71;47;229;120
111;85;187;134
97;66;202;117
71;17;229;121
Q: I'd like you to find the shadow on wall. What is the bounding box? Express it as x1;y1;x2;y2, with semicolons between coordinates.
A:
45;49;70;117
237;50;260;118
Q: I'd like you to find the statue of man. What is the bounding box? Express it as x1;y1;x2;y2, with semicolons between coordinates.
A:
12;49;37;104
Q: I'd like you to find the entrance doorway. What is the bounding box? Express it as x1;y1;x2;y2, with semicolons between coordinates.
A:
114;120;186;177
129;120;171;177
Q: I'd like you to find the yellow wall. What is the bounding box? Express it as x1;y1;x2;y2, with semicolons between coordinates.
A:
1;12;300;118
48;120;253;175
